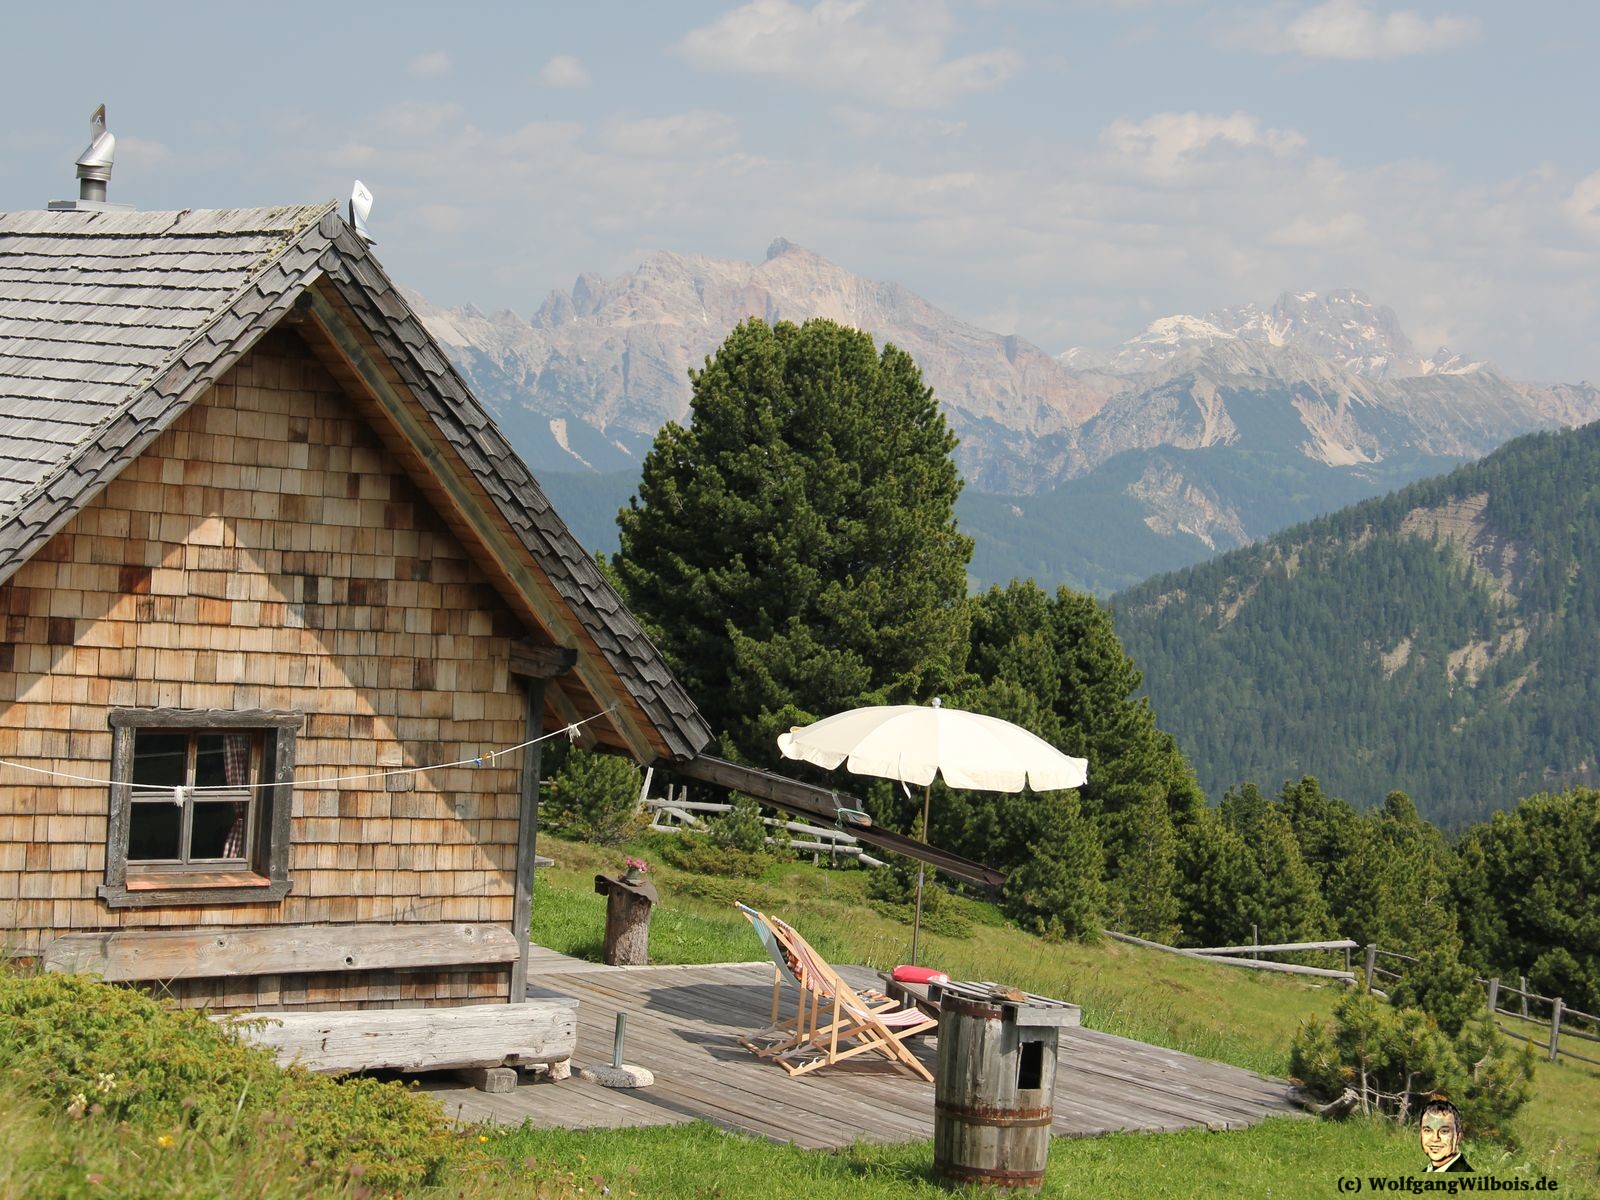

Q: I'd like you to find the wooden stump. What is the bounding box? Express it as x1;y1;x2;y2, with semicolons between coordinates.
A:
595;875;656;966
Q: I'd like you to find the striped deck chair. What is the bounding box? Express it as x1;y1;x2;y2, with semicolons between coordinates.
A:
759;911;937;1081
734;903;899;1060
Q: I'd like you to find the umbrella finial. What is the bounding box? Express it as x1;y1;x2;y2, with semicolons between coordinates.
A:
930;696;942;708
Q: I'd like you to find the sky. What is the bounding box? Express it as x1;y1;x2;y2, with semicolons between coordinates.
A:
4;0;1597;382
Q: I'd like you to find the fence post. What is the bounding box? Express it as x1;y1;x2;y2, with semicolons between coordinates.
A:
1365;944;1377;992
1251;924;1259;962
1519;976;1529;1019
1550;997;1563;1063
1486;977;1500;1016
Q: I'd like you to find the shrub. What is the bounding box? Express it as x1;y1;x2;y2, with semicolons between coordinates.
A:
865;855;973;939
1290;989;1534;1138
1389;948;1483;1037
0;969;453;1191
659;834;772;878
709;793;768;853
543;748;644;845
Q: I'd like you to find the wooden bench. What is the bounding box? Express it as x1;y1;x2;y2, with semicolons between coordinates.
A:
221;998;579;1078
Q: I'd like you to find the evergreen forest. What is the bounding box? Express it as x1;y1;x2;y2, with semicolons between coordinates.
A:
1114;421;1600;830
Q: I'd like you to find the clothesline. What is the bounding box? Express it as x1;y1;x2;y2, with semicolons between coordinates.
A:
0;706;614;801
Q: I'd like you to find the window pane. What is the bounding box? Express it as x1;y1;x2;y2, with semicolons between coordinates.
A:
194;734;229;788
127;802;182;861
131;732;189;790
190;801;248;861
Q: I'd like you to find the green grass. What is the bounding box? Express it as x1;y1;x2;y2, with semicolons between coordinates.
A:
486;1114;1534;1199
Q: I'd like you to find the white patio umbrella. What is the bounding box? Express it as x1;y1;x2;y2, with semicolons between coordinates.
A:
777;698;1088;964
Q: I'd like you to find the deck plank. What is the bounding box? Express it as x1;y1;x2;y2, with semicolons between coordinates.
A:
422;952;1303;1147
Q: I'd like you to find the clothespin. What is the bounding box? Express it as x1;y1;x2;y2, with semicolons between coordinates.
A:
172;785;186;807
564;723;581;743
473;755;484;768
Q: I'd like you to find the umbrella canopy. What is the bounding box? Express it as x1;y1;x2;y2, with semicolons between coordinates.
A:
777;703;1087;794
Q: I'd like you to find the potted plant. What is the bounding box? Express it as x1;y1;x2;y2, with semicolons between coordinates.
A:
622;856;649;884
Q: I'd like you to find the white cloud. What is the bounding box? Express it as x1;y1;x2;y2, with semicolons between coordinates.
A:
1564;171;1600;239
601;112;741;158
1267;211;1367;246
539;55;590;88
1100;111;1306;180
408;51;453;78
1230;0;1481;60
674;0;1020;109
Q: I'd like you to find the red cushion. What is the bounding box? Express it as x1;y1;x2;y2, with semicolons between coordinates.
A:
891;965;949;984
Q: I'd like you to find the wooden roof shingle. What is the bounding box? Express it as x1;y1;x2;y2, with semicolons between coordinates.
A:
0;202;711;763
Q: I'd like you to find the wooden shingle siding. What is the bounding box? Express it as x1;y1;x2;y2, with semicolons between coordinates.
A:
0;332;526;989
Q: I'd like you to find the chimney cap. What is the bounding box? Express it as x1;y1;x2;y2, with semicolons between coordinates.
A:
50;103;133;211
76;103;115;182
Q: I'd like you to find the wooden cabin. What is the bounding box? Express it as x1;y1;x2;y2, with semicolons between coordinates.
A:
0;201;712;1020
0;193;1005;1077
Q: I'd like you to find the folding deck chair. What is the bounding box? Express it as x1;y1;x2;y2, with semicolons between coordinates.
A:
734;903;898;1058
735;903;936;1081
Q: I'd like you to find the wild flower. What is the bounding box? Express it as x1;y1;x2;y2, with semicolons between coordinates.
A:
156;1134;175;1148
94;1071;117;1094
66;1092;88;1118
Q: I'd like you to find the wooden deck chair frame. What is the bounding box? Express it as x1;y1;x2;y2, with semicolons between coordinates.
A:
765;914;937;1081
734;903;898;1060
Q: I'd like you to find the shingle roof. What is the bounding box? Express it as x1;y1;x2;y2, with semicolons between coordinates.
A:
0;203;711;762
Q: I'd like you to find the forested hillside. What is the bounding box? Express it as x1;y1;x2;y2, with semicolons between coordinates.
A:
1113;421;1600;828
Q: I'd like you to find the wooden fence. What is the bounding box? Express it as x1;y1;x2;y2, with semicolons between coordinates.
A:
638;769;883;868
1107;931;1599;1070
1365;945;1600;1068
1103;930;1360;981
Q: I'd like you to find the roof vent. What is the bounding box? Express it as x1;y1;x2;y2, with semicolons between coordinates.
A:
49;104;134;212
349;180;376;244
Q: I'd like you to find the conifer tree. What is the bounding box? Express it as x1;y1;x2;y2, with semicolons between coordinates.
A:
614;317;972;764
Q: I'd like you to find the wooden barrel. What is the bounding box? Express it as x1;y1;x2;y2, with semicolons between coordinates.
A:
932;990;1059;1192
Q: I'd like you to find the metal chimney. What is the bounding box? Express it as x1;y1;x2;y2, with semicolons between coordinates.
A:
49;104;133;212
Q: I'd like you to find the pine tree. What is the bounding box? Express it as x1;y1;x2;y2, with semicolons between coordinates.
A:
614;317;972;764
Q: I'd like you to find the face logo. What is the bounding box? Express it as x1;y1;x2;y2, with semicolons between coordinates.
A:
1419;1100;1469;1172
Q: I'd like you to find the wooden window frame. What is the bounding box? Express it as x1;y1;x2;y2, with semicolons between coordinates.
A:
99;708;301;909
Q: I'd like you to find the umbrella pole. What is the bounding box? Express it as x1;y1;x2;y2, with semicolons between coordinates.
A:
910;783;930;966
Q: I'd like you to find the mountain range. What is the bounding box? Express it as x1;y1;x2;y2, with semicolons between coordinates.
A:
407;244;1600;593
1111;419;1600;828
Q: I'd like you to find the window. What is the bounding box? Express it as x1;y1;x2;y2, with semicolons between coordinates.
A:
100;709;300;909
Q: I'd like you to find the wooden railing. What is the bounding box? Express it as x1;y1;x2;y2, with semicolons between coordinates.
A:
1108;931;1598;1069
638;769;883;867
1364;945;1600;1067
1103;930;1360;980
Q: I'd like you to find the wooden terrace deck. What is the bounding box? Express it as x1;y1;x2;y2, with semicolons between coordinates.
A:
422;947;1305;1148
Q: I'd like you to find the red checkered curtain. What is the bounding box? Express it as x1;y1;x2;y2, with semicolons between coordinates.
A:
222;733;251;859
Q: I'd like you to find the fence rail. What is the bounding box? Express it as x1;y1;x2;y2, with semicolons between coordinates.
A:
638;780;883;868
1107;930;1598;1071
1103;930;1357;981
1361;944;1599;1069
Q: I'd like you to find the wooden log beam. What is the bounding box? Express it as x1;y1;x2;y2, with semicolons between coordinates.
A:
221;998;578;1073
1103;931;1355;980
44;923;518;983
509;641;578;679
1188;939;1361;955
510;678;547;1002
674;755;1005;888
